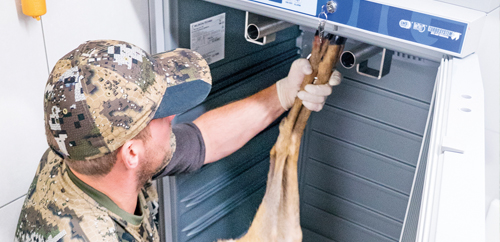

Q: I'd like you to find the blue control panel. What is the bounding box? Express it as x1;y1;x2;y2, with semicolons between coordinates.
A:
250;0;468;54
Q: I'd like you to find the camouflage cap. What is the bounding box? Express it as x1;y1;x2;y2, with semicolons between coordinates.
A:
44;40;212;161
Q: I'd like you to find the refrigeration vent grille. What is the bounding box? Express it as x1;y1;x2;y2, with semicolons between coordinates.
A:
400;100;435;242
392;51;433;66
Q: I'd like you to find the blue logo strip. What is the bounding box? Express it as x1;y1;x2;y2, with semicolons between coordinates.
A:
317;0;467;53
249;0;467;54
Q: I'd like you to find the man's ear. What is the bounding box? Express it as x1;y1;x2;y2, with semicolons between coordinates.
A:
118;139;145;170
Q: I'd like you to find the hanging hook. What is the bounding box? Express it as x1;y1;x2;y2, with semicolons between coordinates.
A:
317;5;329;41
318;5;328;41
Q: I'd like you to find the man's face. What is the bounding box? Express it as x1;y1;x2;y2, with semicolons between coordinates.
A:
137;116;176;187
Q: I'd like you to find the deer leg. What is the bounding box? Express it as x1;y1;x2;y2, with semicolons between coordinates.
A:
218;34;346;242
229;117;291;242
274;36;347;242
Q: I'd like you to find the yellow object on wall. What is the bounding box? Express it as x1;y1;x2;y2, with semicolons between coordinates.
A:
21;0;46;21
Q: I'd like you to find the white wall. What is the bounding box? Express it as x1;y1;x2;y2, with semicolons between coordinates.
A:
477;6;500;242
477;7;500;207
0;0;150;240
437;0;499;12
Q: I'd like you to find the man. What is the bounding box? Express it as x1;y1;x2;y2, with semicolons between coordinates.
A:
15;40;341;241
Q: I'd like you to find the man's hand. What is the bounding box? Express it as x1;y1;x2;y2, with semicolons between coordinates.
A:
276;58;342;112
195;58;341;164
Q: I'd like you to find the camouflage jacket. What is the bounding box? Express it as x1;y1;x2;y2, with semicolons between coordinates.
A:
15;149;160;242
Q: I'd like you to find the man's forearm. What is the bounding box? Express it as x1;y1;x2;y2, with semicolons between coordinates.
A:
193;84;285;164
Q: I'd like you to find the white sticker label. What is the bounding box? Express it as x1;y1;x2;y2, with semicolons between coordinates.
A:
190;13;225;64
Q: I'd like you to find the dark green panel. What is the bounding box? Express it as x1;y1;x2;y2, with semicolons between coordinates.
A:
163;1;301;241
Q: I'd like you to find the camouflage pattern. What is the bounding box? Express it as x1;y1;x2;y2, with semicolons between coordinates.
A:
44;40;211;161
15;149;161;242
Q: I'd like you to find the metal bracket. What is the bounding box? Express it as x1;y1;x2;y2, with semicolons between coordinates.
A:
341;43;393;79
357;48;394;79
245;12;294;45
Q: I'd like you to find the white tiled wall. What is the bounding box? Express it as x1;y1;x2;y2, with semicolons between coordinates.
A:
0;0;150;240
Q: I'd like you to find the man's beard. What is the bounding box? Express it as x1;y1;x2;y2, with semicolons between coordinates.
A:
136;132;176;189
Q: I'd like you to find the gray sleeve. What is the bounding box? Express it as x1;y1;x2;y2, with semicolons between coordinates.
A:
152;122;206;179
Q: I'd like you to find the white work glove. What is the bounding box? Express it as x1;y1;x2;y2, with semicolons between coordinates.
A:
276;58;342;112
